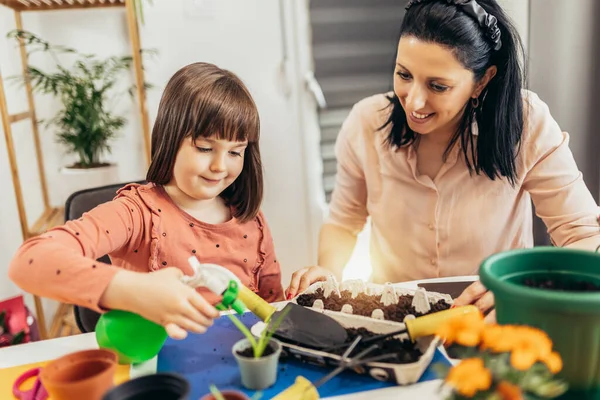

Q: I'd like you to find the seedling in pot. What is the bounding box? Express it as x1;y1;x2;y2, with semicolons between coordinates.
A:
207;384;261;400
224;303;290;359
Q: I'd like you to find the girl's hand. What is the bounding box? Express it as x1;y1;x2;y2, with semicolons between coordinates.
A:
285;266;334;299
101;267;220;339
453;280;496;322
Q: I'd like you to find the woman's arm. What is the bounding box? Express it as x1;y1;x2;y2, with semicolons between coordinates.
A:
286;102;370;297
522;94;600;249
317;223;359;279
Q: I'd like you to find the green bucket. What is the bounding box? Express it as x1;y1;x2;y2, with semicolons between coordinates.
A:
480;246;600;400
95;310;168;365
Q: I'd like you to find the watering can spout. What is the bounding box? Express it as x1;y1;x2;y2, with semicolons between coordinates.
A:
186;256;276;320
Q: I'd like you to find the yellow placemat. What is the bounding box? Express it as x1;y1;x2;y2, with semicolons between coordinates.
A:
0;360;130;399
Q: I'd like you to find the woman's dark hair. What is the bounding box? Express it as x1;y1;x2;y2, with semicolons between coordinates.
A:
381;0;526;185
146;62;263;223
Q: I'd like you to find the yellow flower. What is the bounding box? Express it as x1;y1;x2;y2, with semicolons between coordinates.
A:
511;347;538;371
446;358;492;397
436;309;485;347
482;325;551;353
541;351;563;374
481;325;516;353
496;381;523;400
455;329;481;347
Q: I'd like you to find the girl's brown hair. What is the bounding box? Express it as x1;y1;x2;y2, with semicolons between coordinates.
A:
146;62;262;223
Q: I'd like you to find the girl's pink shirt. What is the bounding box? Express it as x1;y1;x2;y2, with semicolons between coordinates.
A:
8;183;284;311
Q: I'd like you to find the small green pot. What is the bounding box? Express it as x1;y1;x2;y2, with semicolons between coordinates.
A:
480;247;600;400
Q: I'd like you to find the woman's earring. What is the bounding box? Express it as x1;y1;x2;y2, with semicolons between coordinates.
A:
471;97;480;109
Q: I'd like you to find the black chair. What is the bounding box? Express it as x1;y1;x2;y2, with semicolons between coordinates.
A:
65;180;145;333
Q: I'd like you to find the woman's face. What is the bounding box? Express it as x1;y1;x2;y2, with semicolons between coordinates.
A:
394;36;493;140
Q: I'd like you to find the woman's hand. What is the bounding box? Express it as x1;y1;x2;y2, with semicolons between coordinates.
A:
285;266;334;299
100;267;220;340
453;280;496;322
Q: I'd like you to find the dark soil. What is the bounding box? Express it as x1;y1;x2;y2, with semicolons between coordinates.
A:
522;278;600;292
330;327;422;364
236;342;276;358
296;288;451;322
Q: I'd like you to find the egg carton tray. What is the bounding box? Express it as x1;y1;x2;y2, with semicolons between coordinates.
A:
293;276;453;322
251;307;441;385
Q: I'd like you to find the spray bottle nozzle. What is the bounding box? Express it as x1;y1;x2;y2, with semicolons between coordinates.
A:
220;280;246;315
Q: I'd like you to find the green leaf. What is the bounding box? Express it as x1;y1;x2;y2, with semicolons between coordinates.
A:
209;384;226;400
0;311;6;331
5;30;154;166
11;330;26;345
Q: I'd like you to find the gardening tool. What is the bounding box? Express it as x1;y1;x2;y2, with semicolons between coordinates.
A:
12;367;48;400
187;256;349;349
271;336;396;400
321;304;480;353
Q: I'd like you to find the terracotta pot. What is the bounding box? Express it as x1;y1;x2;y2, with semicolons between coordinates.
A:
40;349;118;400
200;390;250;400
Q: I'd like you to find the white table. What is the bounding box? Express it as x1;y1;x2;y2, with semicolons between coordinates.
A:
0;276;477;399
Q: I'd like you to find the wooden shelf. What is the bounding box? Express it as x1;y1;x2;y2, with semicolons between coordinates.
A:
28;206;64;237
0;0;125;12
1;0;150;340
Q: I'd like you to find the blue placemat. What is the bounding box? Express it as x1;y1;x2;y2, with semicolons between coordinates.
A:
157;313;449;399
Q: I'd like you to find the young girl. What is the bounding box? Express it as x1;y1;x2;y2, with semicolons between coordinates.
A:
9;62;284;339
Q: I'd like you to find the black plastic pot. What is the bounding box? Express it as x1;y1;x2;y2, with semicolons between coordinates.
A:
102;372;190;400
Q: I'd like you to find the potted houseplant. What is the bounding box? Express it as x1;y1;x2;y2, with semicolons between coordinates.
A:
479;217;600;399
199;384;252;400
7;30;149;203
133;0;154;25
225;308;289;391
434;309;567;400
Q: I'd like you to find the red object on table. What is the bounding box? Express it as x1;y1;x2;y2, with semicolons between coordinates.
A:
12;367;48;400
0;295;39;345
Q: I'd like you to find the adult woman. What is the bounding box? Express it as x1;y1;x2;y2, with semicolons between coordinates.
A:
286;0;600;316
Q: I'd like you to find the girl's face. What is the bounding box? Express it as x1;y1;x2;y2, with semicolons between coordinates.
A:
394;36;494;140
170;135;247;202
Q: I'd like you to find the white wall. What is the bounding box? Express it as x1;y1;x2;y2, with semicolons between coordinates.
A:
0;0;322;326
497;0;530;53
528;0;600;202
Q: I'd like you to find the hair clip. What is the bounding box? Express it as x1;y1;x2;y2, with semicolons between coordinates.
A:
405;0;502;51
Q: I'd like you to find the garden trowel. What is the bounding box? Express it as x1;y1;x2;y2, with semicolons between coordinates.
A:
186;256;348;349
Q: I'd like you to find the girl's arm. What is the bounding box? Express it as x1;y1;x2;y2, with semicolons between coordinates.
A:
9;190;219;339
8;195;143;311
